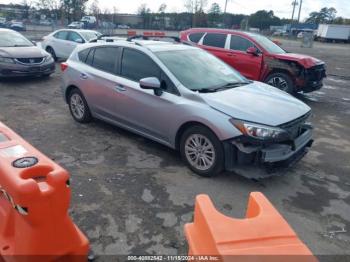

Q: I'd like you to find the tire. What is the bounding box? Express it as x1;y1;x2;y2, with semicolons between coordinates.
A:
68;88;92;123
180;125;224;177
46;46;57;62
265;72;294;94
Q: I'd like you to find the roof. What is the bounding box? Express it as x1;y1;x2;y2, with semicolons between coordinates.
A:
84;40;195;53
184;28;261;38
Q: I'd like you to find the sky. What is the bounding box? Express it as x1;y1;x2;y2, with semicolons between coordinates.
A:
1;0;350;20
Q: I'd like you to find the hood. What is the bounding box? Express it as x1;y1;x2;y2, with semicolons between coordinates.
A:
0;46;49;58
273;53;324;68
200;81;310;126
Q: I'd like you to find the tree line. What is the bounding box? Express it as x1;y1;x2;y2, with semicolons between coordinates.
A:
1;0;349;29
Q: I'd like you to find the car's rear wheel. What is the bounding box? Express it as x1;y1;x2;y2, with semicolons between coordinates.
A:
180;125;224;177
68;88;92;123
46;46;57;62
265;72;294;93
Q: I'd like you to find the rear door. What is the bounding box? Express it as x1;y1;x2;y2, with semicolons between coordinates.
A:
78;46;122;121
227;34;262;80
198;33;229;63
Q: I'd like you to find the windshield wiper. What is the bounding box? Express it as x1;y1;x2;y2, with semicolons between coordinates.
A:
194;81;251;93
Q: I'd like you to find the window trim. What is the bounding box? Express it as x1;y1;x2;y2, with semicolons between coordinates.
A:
119;47;180;96
188;32;205;43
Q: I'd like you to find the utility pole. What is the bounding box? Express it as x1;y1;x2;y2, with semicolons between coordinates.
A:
291;0;298;22
297;0;303;23
224;0;228;13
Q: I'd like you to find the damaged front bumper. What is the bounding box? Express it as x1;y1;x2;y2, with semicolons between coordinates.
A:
296;64;326;93
224;126;313;174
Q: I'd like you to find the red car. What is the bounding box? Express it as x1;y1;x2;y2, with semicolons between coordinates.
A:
180;28;326;93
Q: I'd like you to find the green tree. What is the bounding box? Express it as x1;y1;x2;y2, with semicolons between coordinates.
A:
137;3;151;29
248;10;281;30
208;2;221;26
305;7;337;24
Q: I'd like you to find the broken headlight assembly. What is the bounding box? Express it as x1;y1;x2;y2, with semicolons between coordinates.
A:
230;119;289;141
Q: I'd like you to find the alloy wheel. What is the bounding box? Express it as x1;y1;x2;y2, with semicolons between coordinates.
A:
70;93;85;120
184;134;216;171
267;76;288;91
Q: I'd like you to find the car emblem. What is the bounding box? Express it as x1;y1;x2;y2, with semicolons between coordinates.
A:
29;59;35;63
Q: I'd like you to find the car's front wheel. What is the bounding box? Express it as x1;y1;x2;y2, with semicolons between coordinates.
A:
68;88;92;123
180;125;224;177
265;72;294;93
46;46;57;62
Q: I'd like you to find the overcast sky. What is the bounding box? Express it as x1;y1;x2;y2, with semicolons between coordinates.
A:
1;0;350;19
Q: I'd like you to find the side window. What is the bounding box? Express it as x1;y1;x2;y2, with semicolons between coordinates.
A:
230;35;255;52
188;32;205;43
121;49;160;82
67;32;84;43
78;48;90;62
91;47;120;74
54;31;68;40
202;33;227;48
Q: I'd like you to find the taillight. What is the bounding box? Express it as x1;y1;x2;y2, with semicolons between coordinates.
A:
60;62;68;72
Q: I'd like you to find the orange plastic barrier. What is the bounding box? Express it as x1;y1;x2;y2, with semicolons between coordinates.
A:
185;193;317;262
143;31;154;37
0;121;89;261
127;30;137;36
154;32;166;37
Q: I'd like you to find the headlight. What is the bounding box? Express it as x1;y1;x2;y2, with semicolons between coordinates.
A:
44;55;54;62
230;119;288;140
0;57;15;63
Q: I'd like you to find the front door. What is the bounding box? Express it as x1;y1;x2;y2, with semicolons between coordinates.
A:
226;34;263;80
114;48;182;144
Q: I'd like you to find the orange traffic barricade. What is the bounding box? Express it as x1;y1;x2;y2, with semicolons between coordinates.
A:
0;121;89;261
185;193;317;262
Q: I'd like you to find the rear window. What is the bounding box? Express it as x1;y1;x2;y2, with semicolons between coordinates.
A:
188;32;205;43
202;33;227;48
92;47;120;74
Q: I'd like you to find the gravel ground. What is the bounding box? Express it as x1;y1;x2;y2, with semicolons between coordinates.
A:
0;39;349;261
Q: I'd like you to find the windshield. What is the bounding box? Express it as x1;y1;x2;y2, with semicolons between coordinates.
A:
156;49;248;91
80;31;102;41
249;34;286;54
0;31;33;47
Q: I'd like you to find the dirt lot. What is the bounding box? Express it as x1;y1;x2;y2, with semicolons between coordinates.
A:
0;39;350;260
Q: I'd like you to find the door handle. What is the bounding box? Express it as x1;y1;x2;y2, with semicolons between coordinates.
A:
80;73;88;80
115;84;126;92
227;53;236;57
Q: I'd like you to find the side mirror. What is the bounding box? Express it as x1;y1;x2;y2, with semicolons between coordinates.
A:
74;38;84;43
140;77;162;96
246;46;258;56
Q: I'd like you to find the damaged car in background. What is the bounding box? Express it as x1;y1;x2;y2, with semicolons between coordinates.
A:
180;28;326;94
61;41;313;177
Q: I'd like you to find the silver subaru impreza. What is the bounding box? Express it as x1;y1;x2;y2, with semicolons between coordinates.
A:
61;40;313;177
